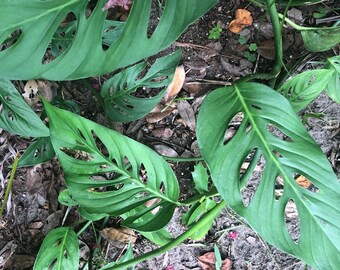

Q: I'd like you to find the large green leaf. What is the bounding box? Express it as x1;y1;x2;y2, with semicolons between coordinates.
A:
101;51;181;122
197;82;340;269
44;100;180;231
0;79;49;137
278;69;333;112
324;56;340;103
34;227;79;270
0;0;218;80
301;27;340;52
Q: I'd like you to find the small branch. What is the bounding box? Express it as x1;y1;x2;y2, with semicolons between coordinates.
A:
105;200;227;270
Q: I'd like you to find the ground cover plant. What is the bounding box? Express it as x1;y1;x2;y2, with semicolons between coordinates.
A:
0;0;339;269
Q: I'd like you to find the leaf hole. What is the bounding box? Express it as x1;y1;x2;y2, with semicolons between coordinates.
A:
267;124;293;142
284;199;300;243
60;147;94;161
293;173;318;192
0;29;22;52
251;104;262;110
85;0;97;19
274;175;284;200
223;112;244;145
139;163;148;183
272;150;283;158
42;12;77;64
240;152;265;207
7;110;14;121
91;130;110;158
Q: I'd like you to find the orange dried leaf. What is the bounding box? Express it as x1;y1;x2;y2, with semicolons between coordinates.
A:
100;227;136;244
296;175;312;189
228;9;253;34
164;65;185;103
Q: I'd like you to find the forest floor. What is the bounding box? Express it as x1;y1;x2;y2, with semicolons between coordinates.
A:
0;0;339;269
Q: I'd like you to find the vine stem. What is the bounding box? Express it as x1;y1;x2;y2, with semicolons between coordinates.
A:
0;153;19;217
104;200;227;270
237;0;283;83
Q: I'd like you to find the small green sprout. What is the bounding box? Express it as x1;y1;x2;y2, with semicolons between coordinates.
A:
208;24;222;40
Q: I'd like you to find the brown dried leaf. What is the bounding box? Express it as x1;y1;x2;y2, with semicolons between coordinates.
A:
37;80;57;101
177;100;196;131
146;104;175;123
164;65;186;103
100;227;136;244
258;39;276;60
154;145;178;157
198;252;232;270
228;9;253;34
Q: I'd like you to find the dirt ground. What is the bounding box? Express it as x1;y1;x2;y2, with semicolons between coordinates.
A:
0;0;340;269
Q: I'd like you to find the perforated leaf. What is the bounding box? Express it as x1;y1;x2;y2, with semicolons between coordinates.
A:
34;227;79;270
0;0;218;80
44;100;180;231
278;69;333;112
0;80;49;137
197;82;340;269
101;51;181;122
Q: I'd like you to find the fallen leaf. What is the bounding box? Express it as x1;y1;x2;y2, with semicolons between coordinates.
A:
228;9;253;34
100;227;136;244
198;252;232;270
23;80;39;106
154;144;178;157
164;65;186;103
37;80;57;101
257;39;276;60
177;100;196;131
296;175;312;189
146;104;175;123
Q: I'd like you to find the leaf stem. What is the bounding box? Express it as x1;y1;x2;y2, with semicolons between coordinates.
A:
0;153;19;217
103;200;227;270
162;156;204;162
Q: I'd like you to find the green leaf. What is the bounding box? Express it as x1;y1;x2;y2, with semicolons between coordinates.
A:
197;82;340;269
277;0;331;6
324;56;340;103
214;244;222;269
18;137;55;167
101;51;181;122
0;80;49;137
58;189;79;206
0;0;218;80
100;243;134;270
301;27;340;52
33;227;79;270
44;100;180;231
141;228;173;246
182;198;217;240
192;162;209;194
278;69;333;112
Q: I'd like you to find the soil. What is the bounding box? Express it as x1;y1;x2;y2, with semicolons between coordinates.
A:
1;0;340;270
